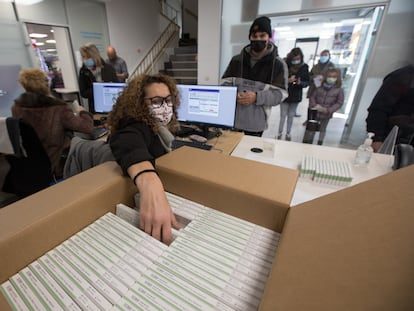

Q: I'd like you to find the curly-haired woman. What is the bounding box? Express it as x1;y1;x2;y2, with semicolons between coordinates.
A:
108;73;181;244
12;68;94;178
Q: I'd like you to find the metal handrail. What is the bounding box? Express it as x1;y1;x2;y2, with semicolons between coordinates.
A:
128;21;179;80
128;1;179;80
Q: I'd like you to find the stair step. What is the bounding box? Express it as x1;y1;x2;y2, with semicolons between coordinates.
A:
170;54;197;62
164;61;197;69
173;77;198;84
174;46;197;54
165;68;197;77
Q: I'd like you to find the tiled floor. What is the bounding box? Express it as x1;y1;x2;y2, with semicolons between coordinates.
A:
262;97;356;150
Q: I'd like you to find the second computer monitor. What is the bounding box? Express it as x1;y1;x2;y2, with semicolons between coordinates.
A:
176;84;237;130
93;82;127;114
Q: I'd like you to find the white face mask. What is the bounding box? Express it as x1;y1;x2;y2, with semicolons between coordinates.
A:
151;105;173;125
326;77;337;85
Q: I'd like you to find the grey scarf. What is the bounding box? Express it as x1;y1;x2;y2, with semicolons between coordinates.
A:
157;125;175;152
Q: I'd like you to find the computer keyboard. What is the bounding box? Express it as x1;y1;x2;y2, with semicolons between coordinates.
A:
171;139;213;151
175;125;196;137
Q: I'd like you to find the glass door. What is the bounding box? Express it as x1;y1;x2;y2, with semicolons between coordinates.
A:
24;23;79;97
271;6;385;144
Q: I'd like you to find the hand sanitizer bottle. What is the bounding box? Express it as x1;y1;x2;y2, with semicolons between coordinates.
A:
354;133;374;166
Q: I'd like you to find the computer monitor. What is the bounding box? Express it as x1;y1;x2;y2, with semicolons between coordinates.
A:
176;84;238;139
93;82;127;113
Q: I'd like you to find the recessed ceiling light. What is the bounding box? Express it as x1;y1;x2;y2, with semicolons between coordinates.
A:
35;42;45;46
46;39;56;44
274;26;291;31
46;49;56;52
15;0;44;5
29;33;48;38
323;22;343;28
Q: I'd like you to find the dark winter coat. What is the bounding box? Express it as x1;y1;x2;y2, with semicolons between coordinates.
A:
309;84;344;120
12;92;94;176
285;62;310;103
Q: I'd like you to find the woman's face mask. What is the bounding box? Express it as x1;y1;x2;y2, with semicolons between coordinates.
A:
291;59;301;65
326;77;337;85
84;58;95;68
152;105;173;125
250;40;267;53
319;55;329;64
150;100;173;125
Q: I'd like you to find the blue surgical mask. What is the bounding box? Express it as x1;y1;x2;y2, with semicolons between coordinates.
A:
291;60;301;65
319;56;329;64
84;58;95;68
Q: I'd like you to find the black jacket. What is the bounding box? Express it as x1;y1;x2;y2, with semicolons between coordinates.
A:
222;43;286;90
366;65;414;142
221;43;288;132
109;118;166;175
78;60;119;113
285;63;310;103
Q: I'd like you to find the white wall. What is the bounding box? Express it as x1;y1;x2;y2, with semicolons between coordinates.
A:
105;0;166;76
198;0;222;85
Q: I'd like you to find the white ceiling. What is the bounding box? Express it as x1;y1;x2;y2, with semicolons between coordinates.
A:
269;7;375;40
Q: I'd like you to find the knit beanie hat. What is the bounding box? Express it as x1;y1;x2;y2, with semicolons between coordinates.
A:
249;16;272;38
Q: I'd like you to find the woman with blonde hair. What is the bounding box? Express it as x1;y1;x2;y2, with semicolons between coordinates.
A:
78;42;118;113
108;73;181;244
12;68;94;178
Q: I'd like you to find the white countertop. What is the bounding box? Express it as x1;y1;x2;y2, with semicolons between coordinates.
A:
231;135;395;206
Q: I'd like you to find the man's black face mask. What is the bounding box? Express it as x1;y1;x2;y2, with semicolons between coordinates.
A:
250;40;267;53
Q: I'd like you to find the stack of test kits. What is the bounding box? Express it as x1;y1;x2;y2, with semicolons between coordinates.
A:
1;192;280;311
300;155;353;186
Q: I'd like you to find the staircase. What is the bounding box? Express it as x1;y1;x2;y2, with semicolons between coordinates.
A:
162;45;197;85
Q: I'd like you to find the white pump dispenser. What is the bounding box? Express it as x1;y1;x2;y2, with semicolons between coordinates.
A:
354;132;374;166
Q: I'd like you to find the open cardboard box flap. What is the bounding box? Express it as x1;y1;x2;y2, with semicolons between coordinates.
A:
261;164;414;311
0;148;413;310
156;146;298;232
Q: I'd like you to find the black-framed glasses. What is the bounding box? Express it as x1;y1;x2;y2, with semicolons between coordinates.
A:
144;95;175;108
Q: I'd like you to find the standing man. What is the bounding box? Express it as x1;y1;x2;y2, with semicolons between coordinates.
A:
221;16;288;136
366;64;414;152
106;45;129;82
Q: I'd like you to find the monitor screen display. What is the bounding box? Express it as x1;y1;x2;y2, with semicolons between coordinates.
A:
93;82;127;113
176;84;237;129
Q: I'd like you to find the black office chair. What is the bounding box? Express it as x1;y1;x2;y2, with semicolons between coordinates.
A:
2;118;54;199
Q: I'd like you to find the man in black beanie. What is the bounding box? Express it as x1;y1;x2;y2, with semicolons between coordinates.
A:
221;16;288;136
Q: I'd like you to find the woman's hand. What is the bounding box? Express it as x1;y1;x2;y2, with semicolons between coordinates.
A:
128;162;180;245
314;104;328;113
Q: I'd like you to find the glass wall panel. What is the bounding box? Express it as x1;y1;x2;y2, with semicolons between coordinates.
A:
0;3;29;116
66;0;110;67
16;0;67;25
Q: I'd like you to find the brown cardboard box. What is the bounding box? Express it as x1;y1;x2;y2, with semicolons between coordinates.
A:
156;147;298;233
0;147;413;310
